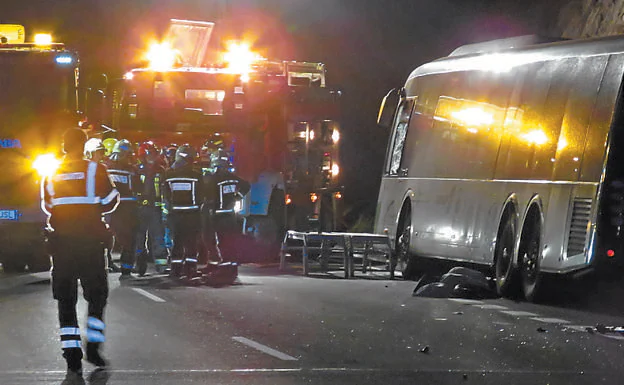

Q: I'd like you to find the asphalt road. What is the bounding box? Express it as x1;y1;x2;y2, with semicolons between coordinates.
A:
1;263;624;385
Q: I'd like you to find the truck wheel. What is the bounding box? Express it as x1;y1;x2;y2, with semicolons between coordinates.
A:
520;210;543;302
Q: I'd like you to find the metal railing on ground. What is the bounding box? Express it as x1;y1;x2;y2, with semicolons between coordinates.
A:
279;231;396;279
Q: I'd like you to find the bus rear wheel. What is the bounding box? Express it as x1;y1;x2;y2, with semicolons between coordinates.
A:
520;216;543;302
396;207;418;280
494;218;520;298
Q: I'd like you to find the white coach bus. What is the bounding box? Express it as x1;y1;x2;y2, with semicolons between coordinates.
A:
376;35;624;301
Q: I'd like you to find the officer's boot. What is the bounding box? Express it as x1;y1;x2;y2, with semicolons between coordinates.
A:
170;260;183;278
63;347;83;375
86;342;108;368
136;251;148;277
183;259;198;279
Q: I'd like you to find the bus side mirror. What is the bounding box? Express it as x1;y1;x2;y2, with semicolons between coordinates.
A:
377;88;401;130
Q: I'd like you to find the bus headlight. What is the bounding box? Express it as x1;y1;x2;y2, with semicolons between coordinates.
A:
33;153;61;178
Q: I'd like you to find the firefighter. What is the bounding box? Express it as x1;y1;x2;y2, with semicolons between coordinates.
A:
105;139;141;278
136;141;168;274
203;156;250;266
161;144;178;252
41;128;119;375
163;145;204;279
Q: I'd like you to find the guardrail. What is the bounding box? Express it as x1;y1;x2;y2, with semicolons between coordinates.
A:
279;231;396;279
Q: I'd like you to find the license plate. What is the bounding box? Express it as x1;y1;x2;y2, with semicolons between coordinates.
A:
0;209;19;221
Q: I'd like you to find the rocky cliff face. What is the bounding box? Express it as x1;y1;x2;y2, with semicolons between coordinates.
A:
555;0;624;38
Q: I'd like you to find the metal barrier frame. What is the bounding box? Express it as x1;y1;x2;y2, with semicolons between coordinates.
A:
279;231;396;279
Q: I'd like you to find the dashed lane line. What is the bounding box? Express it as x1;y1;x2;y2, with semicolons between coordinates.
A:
232;336;298;361
500;310;539;317
448;299;484;305
530;317;571;324
132;288;166;303
474;304;508;310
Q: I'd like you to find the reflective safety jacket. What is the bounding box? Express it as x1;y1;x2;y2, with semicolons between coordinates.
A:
104;160;139;203
41;158;119;235
204;171;250;214
163;165;204;213
137;163;165;207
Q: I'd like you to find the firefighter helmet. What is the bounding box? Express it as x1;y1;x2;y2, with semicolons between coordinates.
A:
84;138;105;159
102;138;117;156
63;128;87;155
175;145;197;163
162;144;178;167
110;139;133;162
137;141;159;164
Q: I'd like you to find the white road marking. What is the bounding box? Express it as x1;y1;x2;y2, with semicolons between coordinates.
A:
448;299;484;305
434;318;448;321
132;288;166;303
474;304;508;310
500;310;538;317
564;325;591;332
232;336;298;361
530;317;571;324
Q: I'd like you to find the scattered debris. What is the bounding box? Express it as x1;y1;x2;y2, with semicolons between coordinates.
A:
537;327;547;333
419;346;430;354
595;324;624;334
463;373;468;380
413;267;499;299
453;311;464;315
586;327;595;334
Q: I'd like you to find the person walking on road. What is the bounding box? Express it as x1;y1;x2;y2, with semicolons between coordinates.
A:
41;128;119;376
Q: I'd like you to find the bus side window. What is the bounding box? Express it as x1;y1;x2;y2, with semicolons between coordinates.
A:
387;99;415;175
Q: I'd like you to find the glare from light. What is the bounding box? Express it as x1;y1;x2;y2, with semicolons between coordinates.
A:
240;73;250;83
451;107;494;127
521;130;548;146
146;41;178;71
55;55;73;64
285;194;292;205
467;128;478;134
556;137;567;152
33;153;61;178
297;131;307;139
332;129;340;143
223;41;264;75
123;71;134;80
334;192;342;200
308;130;315;141
331;164;340;177
310;193;318;203
34;33;52;45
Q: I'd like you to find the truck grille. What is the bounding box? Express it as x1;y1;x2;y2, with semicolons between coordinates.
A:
567;198;592;257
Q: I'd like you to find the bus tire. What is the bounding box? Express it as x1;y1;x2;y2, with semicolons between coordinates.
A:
395;205;419;280
520;208;543;302
494;216;521;298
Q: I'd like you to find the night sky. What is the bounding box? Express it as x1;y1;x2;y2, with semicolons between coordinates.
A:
2;0;558;221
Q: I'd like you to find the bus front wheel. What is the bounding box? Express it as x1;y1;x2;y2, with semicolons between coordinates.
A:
395;206;419;280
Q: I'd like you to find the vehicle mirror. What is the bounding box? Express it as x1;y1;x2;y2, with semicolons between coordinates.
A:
377;88;401;130
84;74;109;129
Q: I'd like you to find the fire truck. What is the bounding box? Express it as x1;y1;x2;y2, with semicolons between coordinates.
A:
105;20;343;250
0;25;84;272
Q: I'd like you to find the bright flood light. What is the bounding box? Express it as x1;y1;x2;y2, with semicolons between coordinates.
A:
34;33;52;45
33;153;61;178
146;42;178;71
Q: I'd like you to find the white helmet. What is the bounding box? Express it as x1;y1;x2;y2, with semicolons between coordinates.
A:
84;138;105;159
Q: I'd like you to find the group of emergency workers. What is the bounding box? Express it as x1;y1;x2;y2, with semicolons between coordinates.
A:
44;129;250;377
83;135;250;280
